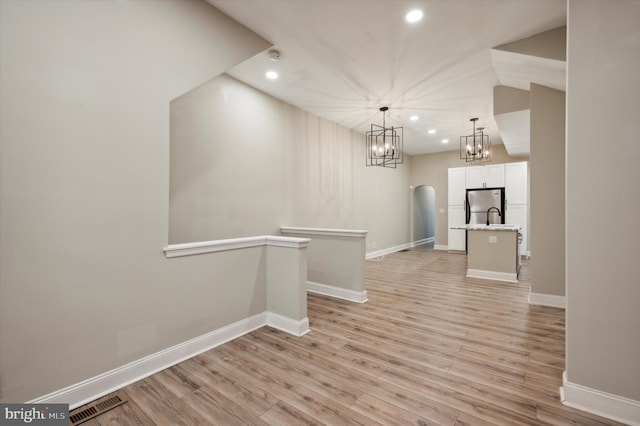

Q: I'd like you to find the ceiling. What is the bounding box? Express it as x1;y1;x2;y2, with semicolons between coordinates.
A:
208;0;566;156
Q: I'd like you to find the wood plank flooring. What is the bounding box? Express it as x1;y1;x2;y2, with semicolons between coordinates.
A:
78;246;623;425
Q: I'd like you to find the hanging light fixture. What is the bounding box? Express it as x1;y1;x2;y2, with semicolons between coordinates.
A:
366;106;403;168
460;117;491;163
475;126;492;163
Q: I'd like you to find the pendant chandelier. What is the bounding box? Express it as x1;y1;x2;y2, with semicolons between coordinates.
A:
366;106;403;168
460;117;491;163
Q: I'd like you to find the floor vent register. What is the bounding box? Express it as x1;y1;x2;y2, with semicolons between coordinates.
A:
69;392;128;425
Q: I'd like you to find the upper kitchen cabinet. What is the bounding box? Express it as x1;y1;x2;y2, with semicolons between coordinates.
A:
448;167;466;206
465;164;505;188
505;161;528;205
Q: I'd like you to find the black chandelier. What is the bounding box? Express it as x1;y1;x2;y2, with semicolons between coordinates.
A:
460;117;491;163
366;106;403;168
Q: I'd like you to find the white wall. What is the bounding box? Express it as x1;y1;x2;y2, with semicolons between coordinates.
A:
170;75;411;252
0;0;272;403
566;0;640;408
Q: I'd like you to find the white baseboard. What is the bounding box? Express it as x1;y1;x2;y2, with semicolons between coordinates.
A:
307;280;368;303
434;244;448;251
466;268;518;283
528;292;566;308
411;237;434;247
266;312;310;336
366;242;411;260
561;371;640;426
28;311;304;410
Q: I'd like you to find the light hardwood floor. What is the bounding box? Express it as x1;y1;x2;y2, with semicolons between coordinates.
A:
78;246;623;425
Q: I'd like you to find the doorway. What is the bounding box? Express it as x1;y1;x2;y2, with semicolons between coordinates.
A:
413;185;435;247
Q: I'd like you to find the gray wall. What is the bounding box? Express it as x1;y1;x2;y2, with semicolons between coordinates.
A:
0;0;411;403
170;75;411;253
493;86;530;115
170;75;294;242
280;230;366;294
530;83;565;297
493;26;566;62
0;0;274;403
566;0;640;402
409;145;520;247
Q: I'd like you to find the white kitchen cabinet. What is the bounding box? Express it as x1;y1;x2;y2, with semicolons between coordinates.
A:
465;166;484;189
505;161;528;205
465;164;505;188
448;167;466;206
505;203;527;256
448;205;466;251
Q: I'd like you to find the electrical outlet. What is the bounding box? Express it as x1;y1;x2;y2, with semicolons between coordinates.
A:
440;208;445;213
488;235;497;244
372;242;377;249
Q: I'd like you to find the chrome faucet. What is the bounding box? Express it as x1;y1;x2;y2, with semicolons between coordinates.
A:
486;207;501;225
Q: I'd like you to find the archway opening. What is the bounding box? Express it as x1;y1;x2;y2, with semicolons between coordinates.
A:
413;185;435;247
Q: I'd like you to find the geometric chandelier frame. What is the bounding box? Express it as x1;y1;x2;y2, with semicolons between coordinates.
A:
366;106;403;168
460;117;491;163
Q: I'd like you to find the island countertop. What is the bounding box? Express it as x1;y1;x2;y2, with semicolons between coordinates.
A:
450;224;521;232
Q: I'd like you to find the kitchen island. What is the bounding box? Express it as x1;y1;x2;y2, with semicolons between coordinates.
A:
450;224;522;283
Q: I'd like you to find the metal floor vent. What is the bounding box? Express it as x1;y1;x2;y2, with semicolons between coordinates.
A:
398;249;410;252
69;392;128;425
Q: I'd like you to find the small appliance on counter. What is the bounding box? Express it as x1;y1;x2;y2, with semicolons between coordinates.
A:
466;188;505;225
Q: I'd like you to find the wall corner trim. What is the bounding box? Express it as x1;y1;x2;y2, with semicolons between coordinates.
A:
307;281;368;303
163;235;310;258
366;243;411;260
528;292;566;308
561;371;640;426
280;226;368;238
28;312;305;410
266;312;310;337
466;269;518;283
411;237;435;247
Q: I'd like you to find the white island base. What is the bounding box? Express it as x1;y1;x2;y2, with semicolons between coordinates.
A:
452;224;521;283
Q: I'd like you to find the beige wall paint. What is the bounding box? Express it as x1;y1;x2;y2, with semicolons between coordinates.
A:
409;146;520;247
493;26;566;61
280;231;366;294
0;0;272;403
566;0;640;402
530;83;565;297
493;86;530;115
170;75;295;242
467;230;518;274
170;75;411;253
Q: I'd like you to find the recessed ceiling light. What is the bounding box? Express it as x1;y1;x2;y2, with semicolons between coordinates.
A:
265;70;279;80
405;9;423;23
428;129;436;134
410;115;419;121
442;139;449;144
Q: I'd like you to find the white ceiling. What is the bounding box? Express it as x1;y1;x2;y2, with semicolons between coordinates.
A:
208;0;566;156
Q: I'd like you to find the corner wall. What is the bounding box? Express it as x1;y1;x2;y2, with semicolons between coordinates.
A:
564;0;640;416
170;75;411;254
0;0;271;403
530;83;566;298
